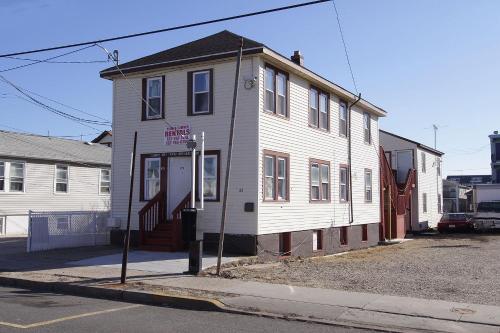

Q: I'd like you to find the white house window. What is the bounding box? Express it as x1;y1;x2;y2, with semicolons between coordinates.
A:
276;73;287;116
9;162;25;192
365;169;372;202
311;161;330;201
421;152;426;173
56;216;69;230
146;77;162;119
200;154;218;201
363;112;371;144
436;157;441;176
340;166;349;202
264;156;275;200
309;88;318;127
264;151;289;201
55;165;68;193
144;157;161;200
100;169;111;194
0;162;4;192
319;93;328;130
311;163;320;200
423;193;428;213
193;71;210;114
339;101;348;137
265;67;275;113
264;66;288;117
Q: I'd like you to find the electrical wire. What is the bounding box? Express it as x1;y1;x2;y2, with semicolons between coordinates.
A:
0;44;98;73
0;0;332;58
332;0;358;94
4;56;108;64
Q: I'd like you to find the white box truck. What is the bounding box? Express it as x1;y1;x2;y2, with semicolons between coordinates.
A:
472;184;500;230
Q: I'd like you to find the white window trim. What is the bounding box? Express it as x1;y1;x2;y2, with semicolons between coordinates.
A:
276;73;287;116
144;157;161;200
99;168;111;195
54;164;70;194
319;93;328;130
1;161;27;194
277;157;287;200
146;77;162;119
320;164;329;201
198;154;218;201
192;70;210;115
56;215;70;230
363;112;371;144
339;101;348;137
339;166;349;202
365;169;373;202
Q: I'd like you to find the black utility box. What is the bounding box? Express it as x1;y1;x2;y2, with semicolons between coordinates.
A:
181;208;197;243
188;240;203;275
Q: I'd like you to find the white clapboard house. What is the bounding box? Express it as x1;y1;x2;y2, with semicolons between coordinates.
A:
380;130;444;230
0;131;111;235
100;30;387;257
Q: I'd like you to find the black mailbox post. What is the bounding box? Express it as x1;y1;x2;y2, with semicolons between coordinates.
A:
181;208;197;243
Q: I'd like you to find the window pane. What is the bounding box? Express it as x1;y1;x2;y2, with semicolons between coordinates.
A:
148;79;161;97
312;186;320;200
101;170;110;182
10;180;23;192
264;156;274;177
265;68;275;92
145;159;161;199
194;92;209;113
340;168;346;185
322;183;329;200
265;90;275;112
56;166;67;180
265;178;274;199
339;102;347;136
204;156;217;178
278;179;286;199
0;162;4;177
0;162;4;191
100;186;110;194
340;185;346;201
278;158;285;178
204;178;217;199
311;164;319;185
146;180;160;200
277;74;286;96
194;72;209;92
321;165;329;183
148;97;161;117
10;163;24;177
277;95;286;116
56;183;67;192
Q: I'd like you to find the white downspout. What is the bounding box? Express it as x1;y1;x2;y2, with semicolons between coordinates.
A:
191;134;196;209
200;131;205;210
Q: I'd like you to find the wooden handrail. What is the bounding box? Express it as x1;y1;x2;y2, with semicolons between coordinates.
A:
139;190;166;245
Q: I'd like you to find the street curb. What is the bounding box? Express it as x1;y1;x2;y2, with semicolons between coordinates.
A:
0;276;223;312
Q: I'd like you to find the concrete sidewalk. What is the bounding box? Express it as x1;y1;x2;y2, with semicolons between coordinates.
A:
0;245;498;333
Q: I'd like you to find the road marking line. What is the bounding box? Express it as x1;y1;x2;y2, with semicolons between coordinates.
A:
0;304;143;329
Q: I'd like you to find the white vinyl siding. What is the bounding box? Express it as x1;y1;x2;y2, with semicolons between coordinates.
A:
146;77;162;119
54;164;69;193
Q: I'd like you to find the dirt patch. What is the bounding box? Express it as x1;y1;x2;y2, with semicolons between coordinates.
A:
215;234;500;306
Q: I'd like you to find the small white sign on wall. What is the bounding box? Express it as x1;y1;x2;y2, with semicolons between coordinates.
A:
164;125;191;145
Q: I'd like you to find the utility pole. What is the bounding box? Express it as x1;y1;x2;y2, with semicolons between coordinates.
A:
121;131;137;284
216;39;243;275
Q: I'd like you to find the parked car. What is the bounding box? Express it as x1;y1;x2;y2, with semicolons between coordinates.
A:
438;213;474;233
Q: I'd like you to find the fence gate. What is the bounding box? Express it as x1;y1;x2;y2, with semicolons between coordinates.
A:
27;210;110;252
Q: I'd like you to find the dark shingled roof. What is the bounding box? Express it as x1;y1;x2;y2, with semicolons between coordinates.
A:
100;30;264;77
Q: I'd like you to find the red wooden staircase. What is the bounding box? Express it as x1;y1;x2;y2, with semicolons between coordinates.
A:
138;190;191;252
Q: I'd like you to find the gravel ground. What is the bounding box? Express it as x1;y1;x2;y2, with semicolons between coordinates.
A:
217;233;500;306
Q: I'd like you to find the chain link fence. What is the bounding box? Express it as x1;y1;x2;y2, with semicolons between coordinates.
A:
27;210;110;252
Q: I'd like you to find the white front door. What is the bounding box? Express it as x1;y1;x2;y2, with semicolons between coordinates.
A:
167;157;192;218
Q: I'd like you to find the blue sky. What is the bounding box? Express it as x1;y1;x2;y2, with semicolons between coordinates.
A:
1;0;499;177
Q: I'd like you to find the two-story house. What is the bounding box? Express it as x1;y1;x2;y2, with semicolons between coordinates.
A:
100;30;386;257
380;130;444;231
0;130;111;235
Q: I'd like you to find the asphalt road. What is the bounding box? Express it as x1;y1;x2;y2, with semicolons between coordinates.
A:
0;286;377;333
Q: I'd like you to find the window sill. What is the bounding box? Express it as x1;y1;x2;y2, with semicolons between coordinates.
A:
188;112;213;117
308;124;330;133
263;110;289;120
310;199;331;204
142;116;164;121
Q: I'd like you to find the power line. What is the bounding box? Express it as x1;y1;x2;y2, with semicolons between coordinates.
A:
0;0;331;58
0;123;99;139
0;44;97;73
0;75;110;130
332;0;358;94
4;56;108;64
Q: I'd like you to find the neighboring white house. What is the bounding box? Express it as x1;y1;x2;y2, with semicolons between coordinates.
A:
92;130;112;147
0;130;111;236
100;30;386;257
380;130;444;230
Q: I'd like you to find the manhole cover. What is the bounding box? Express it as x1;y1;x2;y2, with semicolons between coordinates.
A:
451;307;476;315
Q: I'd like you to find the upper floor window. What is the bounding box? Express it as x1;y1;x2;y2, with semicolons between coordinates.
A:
339;100;348;137
144;157;161;200
55;165;69;193
264;66;288;117
9;162;25;192
436;157;441;176
339;165;349;202
421;152;426;173
365;169;372;202
0;162;4;192
310;160;330;201
100;169;111;194
363;112;371;144
309;87;329;130
188;69;213;116
143;77;163;120
264;151;289;201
